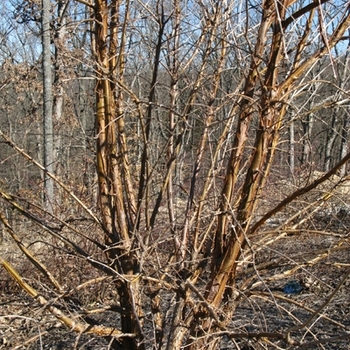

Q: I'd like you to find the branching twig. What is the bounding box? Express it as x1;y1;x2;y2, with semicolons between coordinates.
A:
286;268;350;344
0;258;135;339
0;130;101;227
249;151;350;235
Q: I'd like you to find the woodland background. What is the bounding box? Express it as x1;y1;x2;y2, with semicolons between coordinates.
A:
0;0;350;349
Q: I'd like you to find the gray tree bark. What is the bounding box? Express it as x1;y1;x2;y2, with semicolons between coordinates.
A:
42;0;54;211
289;118;295;174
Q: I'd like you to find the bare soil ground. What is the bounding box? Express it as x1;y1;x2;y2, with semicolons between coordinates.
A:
230;232;350;349
1;184;350;350
1;228;349;350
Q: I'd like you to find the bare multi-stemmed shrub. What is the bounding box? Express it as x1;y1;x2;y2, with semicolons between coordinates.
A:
1;0;350;349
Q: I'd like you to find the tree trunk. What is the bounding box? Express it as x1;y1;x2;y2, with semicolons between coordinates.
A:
94;1;141;348
42;0;54;211
289;118;295;174
340;113;349;177
53;0;68;177
324;112;338;172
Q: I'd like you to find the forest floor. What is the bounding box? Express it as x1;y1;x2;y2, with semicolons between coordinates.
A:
1;208;350;349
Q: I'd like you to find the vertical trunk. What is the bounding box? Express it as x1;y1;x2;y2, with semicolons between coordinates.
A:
301;81;318;167
42;0;54;211
213;0;276;275
289;118;295;174
137;8;165;230
301;112;314;166
94;1;141;349
337;47;350;177
324;112;338;171
167;0;180;248
340;112;349;177
53;0;68;177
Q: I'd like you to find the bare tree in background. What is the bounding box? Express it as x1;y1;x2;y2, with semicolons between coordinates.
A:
42;0;54;211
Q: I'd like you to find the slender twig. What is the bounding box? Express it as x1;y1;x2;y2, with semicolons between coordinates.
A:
0;258;135;339
0;130;101;226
